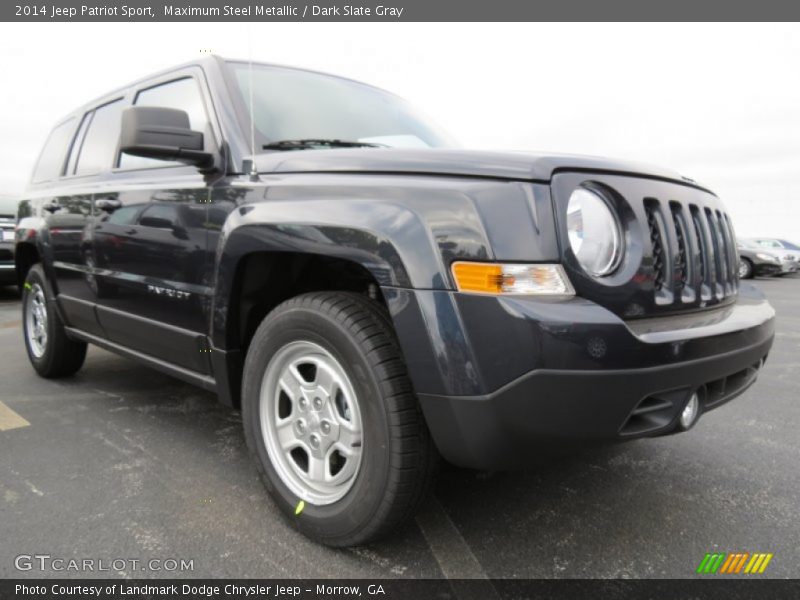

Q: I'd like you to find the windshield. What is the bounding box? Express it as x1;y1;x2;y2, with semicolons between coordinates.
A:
779;239;800;251
227;62;455;150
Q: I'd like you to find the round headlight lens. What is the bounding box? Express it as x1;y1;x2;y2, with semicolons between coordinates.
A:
566;187;623;277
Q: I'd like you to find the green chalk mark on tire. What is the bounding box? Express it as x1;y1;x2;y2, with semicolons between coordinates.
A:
24;282;32;290
294;500;305;516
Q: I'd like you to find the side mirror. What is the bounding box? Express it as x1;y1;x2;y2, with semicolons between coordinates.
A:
95;198;121;213
43;199;61;213
120;106;214;170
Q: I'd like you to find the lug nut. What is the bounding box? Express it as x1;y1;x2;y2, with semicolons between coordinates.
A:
313;397;323;410
295;419;306;434
298;397;308;410
320;420;331;435
309;434;320;449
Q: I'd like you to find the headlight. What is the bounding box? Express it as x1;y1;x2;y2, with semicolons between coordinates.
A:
566;187;623;277
756;252;779;262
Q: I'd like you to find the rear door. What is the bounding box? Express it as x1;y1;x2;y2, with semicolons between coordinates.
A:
27;115;107;337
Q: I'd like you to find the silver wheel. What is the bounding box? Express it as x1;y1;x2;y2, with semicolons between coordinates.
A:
259;340;363;505
739;260;750;278
25;282;48;358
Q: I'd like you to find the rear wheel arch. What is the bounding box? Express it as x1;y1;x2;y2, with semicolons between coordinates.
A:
15;242;40;289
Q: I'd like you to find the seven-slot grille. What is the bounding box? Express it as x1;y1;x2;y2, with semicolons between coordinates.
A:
644;199;739;306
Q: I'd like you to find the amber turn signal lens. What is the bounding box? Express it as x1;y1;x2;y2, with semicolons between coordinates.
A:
451;262;574;296
451;263;505;293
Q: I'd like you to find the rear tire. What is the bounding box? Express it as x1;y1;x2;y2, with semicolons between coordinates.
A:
242;291;438;546
22;264;87;378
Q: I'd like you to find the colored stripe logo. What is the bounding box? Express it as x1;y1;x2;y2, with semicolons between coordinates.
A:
696;552;773;574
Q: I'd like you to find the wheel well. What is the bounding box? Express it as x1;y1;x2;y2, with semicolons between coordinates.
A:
15;243;40;287
230;252;388;359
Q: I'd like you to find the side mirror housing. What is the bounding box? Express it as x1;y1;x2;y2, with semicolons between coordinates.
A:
120;106;214;170
95;198;121;213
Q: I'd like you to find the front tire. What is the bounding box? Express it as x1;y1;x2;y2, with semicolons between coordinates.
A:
22;264;87;378
242;292;437;546
739;258;754;279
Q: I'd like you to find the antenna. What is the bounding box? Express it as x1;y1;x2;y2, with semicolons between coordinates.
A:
247;24;259;181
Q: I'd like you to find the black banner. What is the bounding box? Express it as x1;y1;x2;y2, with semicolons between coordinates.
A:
4;0;800;22
3;579;800;600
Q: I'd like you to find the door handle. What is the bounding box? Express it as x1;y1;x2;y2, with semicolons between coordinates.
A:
124;228;137;235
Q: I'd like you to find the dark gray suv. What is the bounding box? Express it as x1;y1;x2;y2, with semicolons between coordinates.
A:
15;57;775;545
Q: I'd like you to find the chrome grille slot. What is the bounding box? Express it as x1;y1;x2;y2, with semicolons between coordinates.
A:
705;208;728;298
689;206;708;298
644;199;668;296
670;202;690;295
719;212;739;292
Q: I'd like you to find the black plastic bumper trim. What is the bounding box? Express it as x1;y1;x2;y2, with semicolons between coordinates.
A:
418;334;773;470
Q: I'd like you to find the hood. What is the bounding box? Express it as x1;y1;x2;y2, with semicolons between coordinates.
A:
753;247;800;260
741;244;799;259
252;148;701;188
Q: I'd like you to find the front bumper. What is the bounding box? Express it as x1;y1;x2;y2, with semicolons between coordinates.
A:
754;262;781;277
386;284;774;470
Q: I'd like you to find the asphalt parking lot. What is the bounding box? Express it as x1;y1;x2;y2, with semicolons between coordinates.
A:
0;277;798;580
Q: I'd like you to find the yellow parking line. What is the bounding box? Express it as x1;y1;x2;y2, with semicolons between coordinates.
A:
0;401;30;431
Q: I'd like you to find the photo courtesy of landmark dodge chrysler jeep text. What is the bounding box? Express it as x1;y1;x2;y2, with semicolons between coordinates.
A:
16;57;775;546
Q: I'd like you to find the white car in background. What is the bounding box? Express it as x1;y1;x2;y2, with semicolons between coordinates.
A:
748;238;800;275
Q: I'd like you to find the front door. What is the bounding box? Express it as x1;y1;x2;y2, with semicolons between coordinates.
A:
82;71;218;374
91;181;211;374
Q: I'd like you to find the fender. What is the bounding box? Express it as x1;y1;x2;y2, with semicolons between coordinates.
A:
210;195;447;349
205;177;560;405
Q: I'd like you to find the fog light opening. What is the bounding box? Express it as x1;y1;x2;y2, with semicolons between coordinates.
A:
678;391;701;431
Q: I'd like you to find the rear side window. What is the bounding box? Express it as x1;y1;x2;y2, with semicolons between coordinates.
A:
32;119;75;183
119;77;209;170
74;99;125;176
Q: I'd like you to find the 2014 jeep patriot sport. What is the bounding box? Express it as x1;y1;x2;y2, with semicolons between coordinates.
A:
17;56;775;546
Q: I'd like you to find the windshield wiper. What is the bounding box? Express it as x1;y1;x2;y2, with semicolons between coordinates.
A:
262;139;386;151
